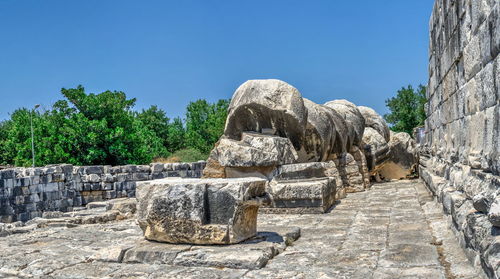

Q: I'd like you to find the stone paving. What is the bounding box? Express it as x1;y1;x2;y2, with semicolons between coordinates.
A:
0;180;482;278
249;180;481;279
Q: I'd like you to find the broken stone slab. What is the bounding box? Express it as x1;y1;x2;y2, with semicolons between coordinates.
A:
202;133;298;179
217;133;298;167
271;161;337;181
122;240;191;264
173;227;300;270
362;127;390;173
379;131;418;180
223;79;307;151
136;177;268;244
270;161;345;201
336;152;367;193
349;146;371;189
263;177;336;214
105;198;137;215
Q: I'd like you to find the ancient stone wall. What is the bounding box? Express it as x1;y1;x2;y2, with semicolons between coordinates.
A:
0;162;206;223
420;0;499;277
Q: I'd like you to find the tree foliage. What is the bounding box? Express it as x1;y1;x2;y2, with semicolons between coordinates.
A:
185;99;230;154
0;86;229;166
384;84;427;135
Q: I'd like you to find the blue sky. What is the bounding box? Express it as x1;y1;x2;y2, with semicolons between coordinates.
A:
0;0;434;120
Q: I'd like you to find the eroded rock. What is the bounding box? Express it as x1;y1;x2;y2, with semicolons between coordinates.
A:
362;127;390;176
324;99;365;148
379;131;417;180
358;106;391;142
136;177;268;244
202;133;298;179
223;79;307;150
296;99;336;162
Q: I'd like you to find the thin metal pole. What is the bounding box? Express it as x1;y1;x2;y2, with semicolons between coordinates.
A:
30;109;35;167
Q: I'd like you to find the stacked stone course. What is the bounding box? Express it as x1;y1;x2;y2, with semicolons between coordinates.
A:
421;0;499;277
0;162;206;223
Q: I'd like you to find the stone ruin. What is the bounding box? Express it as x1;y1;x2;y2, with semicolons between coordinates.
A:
420;0;500;277
136;79;417;244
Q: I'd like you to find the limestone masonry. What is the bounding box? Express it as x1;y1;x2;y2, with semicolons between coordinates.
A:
0;162;205;223
420;0;500;277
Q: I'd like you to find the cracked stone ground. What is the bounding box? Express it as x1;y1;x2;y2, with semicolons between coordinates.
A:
0;180;481;279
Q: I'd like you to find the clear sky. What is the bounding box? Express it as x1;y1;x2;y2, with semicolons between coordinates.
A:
0;0;434;120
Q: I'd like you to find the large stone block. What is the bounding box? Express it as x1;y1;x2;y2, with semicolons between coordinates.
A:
379;132;417;180
202;133;298;179
271;161;337;181
223;79;307;151
136;177;268;245
264;177;336;213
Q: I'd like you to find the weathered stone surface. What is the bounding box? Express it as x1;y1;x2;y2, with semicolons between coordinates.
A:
264;177;336;213
362;127;390;174
380;131;417;179
0;180;481;278
105;198;137;215
473;192;493;213
0;162;205;223
223;79;307;150
296;98;336;162
324;99;365;148
202;132;298;179
336;152;368;192
424;10;500;276
488;197;500;227
323;105;350;155
272;161;346;200
136;177;267;244
209;134;298;168
358;105;391;142
270;161;337;181
173;228;300;270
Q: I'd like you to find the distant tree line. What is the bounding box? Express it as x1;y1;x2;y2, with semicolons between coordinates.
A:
0;86;229;167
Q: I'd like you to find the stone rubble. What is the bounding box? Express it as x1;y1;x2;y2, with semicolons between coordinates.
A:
0;180;482;278
203;79;412;215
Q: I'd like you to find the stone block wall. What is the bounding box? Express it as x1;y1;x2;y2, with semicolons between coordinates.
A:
421;0;499;277
0;162;206;223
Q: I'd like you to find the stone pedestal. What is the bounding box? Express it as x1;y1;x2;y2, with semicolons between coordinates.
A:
136;177;268;245
262;162;338;213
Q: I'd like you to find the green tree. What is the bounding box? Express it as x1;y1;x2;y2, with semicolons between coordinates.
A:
185;99;229;154
167;117;185;153
384;85;427;135
0;86;170;166
0;87;230;166
137;105;171;152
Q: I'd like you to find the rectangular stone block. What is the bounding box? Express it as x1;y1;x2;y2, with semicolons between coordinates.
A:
264;178;336;214
136;177;267;245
